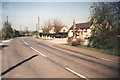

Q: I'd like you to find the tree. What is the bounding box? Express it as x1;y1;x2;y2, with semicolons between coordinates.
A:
42;18;64;34
13;29;20;37
88;2;120;55
25;27;29;35
2;30;6;39
53;18;63;34
2;21;13;39
42;19;51;36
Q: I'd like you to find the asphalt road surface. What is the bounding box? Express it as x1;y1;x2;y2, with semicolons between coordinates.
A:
1;37;119;79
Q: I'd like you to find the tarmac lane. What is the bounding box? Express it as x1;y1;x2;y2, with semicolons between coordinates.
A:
1;37;119;79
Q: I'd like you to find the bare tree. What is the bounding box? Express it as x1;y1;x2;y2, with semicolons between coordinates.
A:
53;18;63;34
42;19;51;35
42;18;64;34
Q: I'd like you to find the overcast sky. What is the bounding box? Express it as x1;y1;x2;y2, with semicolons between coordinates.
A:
2;2;93;31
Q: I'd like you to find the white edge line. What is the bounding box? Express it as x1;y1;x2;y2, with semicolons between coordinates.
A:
30;47;46;57
100;58;112;62
65;67;89;80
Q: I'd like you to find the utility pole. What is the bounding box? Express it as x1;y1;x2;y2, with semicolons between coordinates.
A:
36;23;38;38
20;25;22;35
25;27;28;35
36;23;37;32
37;16;40;38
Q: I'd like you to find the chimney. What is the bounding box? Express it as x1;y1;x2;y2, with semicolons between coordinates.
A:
73;20;76;39
73;20;76;31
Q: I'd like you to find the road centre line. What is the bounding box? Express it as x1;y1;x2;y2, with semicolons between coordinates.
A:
22;38;46;57
65;67;89;80
24;42;28;46
30;47;47;57
22;38;89;78
23;38;114;64
22;38;24;42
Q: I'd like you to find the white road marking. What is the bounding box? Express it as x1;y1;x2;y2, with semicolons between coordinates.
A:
22;38;46;57
22;38;24;42
22;38;88;78
65;67;89;80
24;42;28;46
100;58;112;62
30;47;47;57
100;58;118;64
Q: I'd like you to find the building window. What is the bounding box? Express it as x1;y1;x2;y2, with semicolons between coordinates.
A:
84;37;90;39
77;33;79;35
84;37;88;39
63;29;66;32
84;31;87;33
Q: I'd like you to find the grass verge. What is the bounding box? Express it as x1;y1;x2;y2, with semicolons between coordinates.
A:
65;43;119;56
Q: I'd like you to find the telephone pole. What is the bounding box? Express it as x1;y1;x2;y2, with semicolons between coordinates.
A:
36;23;39;38
25;27;28;35
20;25;22;35
37;16;40;38
36;23;37;32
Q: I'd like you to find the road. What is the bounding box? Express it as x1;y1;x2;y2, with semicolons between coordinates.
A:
1;37;119;79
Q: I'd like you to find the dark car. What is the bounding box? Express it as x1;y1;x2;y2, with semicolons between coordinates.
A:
52;34;64;38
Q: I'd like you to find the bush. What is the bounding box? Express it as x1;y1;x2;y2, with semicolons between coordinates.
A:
76;38;83;45
71;38;83;46
72;41;79;46
67;37;73;43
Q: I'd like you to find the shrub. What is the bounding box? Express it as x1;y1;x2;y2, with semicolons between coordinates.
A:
76;38;83;45
67;37;73;43
72;41;79;46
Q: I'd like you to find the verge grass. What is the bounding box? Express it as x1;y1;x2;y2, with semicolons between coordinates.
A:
65;43;119;56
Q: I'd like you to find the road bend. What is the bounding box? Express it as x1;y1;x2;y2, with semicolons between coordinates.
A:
2;37;119;78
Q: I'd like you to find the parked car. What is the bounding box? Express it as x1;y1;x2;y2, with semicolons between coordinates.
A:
52;34;65;38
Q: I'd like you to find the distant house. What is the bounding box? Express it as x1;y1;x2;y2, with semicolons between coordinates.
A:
68;21;92;45
49;26;56;34
59;26;68;33
49;25;68;34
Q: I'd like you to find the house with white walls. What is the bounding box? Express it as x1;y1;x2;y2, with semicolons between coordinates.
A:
68;20;92;45
49;25;68;34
